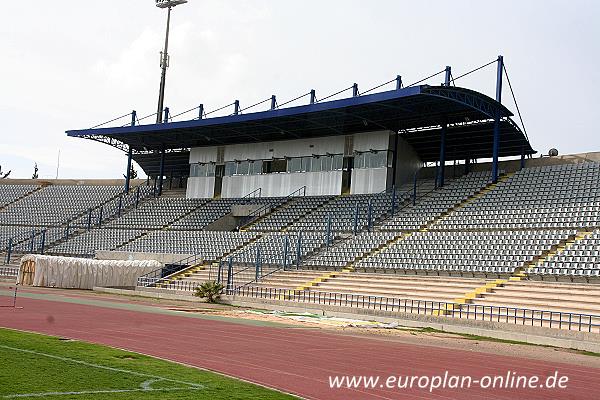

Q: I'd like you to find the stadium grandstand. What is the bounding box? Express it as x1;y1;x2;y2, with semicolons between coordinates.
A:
2;57;600;335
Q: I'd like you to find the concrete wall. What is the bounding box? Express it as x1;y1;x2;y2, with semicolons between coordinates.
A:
222;171;343;197
350;131;422;192
186;177;215;198
394;135;423;186
189;147;217;163
352;130;390;152
224;136;345;160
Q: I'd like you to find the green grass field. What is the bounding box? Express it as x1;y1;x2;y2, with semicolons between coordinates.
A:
0;328;294;399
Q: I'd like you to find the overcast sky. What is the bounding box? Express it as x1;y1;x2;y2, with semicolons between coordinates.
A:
1;0;599;179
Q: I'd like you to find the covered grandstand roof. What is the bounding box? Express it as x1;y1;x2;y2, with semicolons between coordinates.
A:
67;85;535;176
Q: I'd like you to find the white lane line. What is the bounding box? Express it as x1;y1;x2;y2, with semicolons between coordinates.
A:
0;344;204;389
3;387;201;398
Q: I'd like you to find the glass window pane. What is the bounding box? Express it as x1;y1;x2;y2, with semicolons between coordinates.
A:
250;160;262;175
197;164;207;177
190;164;198;177
302;157;312;172
224;162;235;176
354;153;364;169
312;157;322;172
237;161;249;175
322;156;333;171
207;163;215;177
333;154;343;170
288;158;302;173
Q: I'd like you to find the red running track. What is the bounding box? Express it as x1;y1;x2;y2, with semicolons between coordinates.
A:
1;294;599;400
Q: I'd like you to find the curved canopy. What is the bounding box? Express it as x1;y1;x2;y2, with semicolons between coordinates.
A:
67;85;535;176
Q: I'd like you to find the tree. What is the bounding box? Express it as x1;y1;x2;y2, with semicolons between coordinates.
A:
0;165;11;179
194;281;224;303
32;163;39;179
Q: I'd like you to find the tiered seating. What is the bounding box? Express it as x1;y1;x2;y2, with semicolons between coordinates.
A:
119;230;257;261
304;231;398;268
433;163;600;230
0;185;122;226
246;196;333;232
380;171;494;231
229;232;325;266
171;197;285;230
0;184;39;207
356;230;575;273
106;197;207;229
0;226;36;251
69;186;155;228
533;229;600;276
287;188;413;233
49;228;145;257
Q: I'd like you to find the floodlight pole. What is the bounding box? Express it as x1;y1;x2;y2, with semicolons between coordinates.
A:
156;7;171;123
155;1;187;124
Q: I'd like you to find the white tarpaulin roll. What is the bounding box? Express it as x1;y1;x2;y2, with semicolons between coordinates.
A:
18;255;161;289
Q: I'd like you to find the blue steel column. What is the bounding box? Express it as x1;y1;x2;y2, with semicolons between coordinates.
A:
492;55;504;183
158;148;166;196
395;75;402;90
309;90;316;104
198;104;204;119
125;147;133;193
270;95;277;110
124;110;136;193
438;66;451;188
438;121;447;187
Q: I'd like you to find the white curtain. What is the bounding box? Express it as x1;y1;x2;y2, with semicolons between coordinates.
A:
18;255;161;289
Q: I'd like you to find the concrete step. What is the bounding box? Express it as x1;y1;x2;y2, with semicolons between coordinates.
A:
329;278;485;291
480;292;600;310
473;298;600;316
309;284;462;301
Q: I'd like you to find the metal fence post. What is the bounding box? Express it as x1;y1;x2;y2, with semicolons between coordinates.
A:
353;204;359;236
391;188;396;216
367;199;373;232
98;206;103;227
217;260;223;284
295;232;302;269
325;214;332;247
226;257;234;295
282;235;289;271
118;196;123;217
255;245;262;281
29;229;35;253
6;238;13;264
65;223;70;241
135;186;140;208
87;209;92;231
40;230;46;255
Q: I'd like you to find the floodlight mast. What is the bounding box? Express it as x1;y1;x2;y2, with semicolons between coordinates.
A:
155;0;188;124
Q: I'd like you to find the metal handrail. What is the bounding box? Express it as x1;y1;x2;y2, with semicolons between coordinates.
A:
242;187;262;199
240;186;307;229
232;286;600;333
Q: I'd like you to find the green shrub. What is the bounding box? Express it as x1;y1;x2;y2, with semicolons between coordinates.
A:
194;281;224;303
